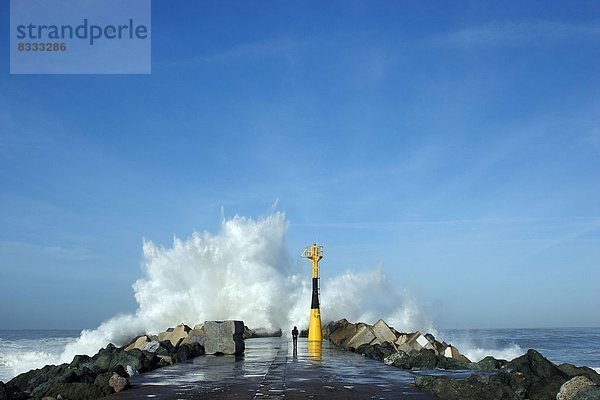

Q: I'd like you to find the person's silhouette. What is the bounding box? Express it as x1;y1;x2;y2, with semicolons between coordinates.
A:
292;326;299;351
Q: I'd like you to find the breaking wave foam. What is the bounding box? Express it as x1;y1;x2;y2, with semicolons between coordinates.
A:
48;212;431;370
460;343;524;362
0;336;77;381
1;351;62;379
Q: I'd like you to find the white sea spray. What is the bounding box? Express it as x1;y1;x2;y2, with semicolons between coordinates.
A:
460;343;524;363
48;212;430;371
0;336;76;382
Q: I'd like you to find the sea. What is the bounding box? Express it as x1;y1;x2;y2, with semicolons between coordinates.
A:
1;327;599;383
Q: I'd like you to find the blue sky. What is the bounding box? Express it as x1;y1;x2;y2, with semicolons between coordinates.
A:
1;1;599;329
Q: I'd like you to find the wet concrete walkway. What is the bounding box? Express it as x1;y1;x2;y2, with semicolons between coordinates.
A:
109;338;439;399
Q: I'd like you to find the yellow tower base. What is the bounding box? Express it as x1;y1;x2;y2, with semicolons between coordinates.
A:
308;339;322;362
308;308;322;341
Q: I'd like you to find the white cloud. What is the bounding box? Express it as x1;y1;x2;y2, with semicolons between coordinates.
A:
0;240;95;261
435;20;600;47
161;38;300;68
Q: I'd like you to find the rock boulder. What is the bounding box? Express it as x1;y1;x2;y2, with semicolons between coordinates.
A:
203;320;245;355
124;335;151;352
475;355;509;371
573;386;600;400
176;342;205;362
386;350;414;369
158;324;192;347
371;319;398;348
181;327;206;346
415;373;521;400
557;376;595;400
108;373;129;393
328;319;360;347
345;325;377;350
558;364;600;386
354;342;396;362
506;349;569;400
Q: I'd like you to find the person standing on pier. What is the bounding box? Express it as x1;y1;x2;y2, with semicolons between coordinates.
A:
292;326;299;351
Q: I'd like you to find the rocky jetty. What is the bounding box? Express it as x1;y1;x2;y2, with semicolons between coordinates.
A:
0;320;244;400
415;350;600;400
326;318;471;369
325;319;600;400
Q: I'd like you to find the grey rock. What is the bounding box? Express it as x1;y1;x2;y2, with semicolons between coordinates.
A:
8;364;57;392
71;367;96;384
154;341;177;356
90;345;152;374
559;364;600;386
157;324;191;347
507;349;569;400
176;342;205;362
466;372;491;384
93;372;116;397
573;386;600;400
389;350;413;369
415;374;520;400
124;335;151;352
411;349;438;369
156;355;175;367
322;320;341;340
43;382;106;400
328;319;359;347
69;355;92;368
354;342;395;362
182;329;207;345
384;351;409;366
475;355;509;371
111;364;127;377
557;376;595;400
345;325;377;350
204;320;245;355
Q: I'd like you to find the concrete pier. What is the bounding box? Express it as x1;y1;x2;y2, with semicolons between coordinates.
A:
109;338;439;399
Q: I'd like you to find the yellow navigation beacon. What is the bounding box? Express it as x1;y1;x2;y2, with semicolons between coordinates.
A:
302;243;323;342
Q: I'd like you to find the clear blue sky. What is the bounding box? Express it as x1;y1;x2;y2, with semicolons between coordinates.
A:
1;1;599;329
